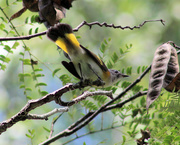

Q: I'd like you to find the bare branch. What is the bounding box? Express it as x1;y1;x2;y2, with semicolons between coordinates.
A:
56;90;112;106
0;31;47;41
62;125;124;145
68;111;94;130
27;107;69;120
0;19;165;41
0;83;78;134
73;19;165;31
0;81;111;135
39;66;151;145
103;91;147;111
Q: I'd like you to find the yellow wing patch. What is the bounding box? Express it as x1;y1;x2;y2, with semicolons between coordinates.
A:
65;33;80;48
96;55;104;66
55;37;68;54
55;34;80;54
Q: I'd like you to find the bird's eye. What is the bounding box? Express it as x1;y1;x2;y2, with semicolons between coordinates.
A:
115;70;119;73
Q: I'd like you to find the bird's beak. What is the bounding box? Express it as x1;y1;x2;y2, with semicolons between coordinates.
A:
122;74;129;78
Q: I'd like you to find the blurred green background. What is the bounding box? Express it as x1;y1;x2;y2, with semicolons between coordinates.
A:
0;0;180;144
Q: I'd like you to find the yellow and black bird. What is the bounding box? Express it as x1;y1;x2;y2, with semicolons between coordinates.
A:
47;23;128;87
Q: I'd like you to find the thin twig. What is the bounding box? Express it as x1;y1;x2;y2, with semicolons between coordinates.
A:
27;107;69;120
49;113;64;138
103;91;147;111
168;41;180;50
56;90;112;106
0;19;165;41
73;19;165;31
62;125;124;145
0;31;47;41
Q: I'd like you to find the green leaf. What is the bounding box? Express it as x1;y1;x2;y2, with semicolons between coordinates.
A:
0;55;5;60
104;39;108;44
24;73;31;77
0;63;6;70
19;52;24;56
76;35;81;39
0;24;5;30
107;60;113;69
4;45;11;53
174;136;180;141
126;66;132;75
59;74;71;85
19;85;25;88
2;57;10;63
40;91;48;96
26;96;32;100
100;42;106;53
140;97;145;106
25;134;32;139
132;109;139;117
9;31;15;35
142;66;147;72
52;68;61;77
29;28;32;35
25;17;29;24
164;135;174;144
19;58;31;65
111;52;118;63
30;129;35;135
12;42;19;49
18;73;24;82
35;74;45;77
122;135;126;145
43;127;50;133
35;82;47;88
25;88;32;91
137;66;141;74
119;48;124;54
82;100;98;110
121;81;131;88
35;27;39;33
0;17;5;22
34;68;43;72
24;46;30;51
121;68;125;74
3;30;8;34
6;0;9;6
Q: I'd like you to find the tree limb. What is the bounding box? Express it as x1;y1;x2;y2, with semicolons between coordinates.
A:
27;107;69;120
73;19;165;31
39;66;151;145
0;19;165;41
0;83;77;134
0;82;112;134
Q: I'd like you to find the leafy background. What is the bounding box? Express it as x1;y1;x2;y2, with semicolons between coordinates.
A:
0;0;180;144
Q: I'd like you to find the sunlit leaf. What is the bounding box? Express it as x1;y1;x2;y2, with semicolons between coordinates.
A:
12;42;19;49
52;68;61;77
35;82;47;88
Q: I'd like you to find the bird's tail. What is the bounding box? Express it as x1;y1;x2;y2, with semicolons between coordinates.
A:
46;23;80;54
